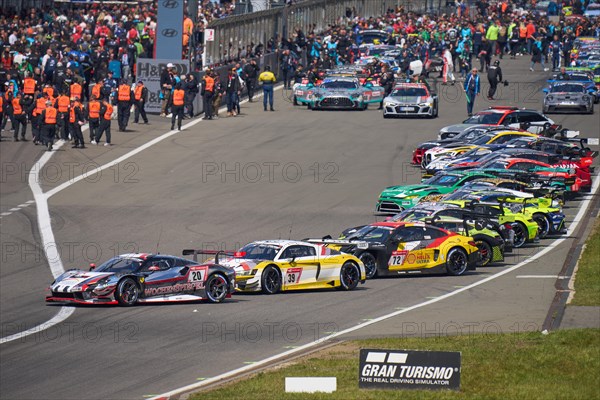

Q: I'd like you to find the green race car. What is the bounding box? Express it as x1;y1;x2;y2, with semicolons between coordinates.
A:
376;171;495;214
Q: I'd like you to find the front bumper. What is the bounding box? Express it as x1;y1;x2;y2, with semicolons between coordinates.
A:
313;97;362;109
544;102;592;113
376;198;418;214
384;104;433;117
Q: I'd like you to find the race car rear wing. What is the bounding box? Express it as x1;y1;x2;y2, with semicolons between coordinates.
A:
305;238;371;249
182;249;237;264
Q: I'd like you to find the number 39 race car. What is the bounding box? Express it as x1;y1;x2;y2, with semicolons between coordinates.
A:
200;240;366;294
46;253;236;306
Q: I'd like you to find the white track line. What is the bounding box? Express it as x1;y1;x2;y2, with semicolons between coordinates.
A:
148;174;600;400
0;88;283;345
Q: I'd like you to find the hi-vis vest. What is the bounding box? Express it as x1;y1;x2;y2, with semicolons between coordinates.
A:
92;83;102;99
134;85;144;101
23;78;36;95
45;107;58;124
43;86;55;98
118;85;131;101
34;97;47;116
57;95;70;113
69;103;82;123
173;89;185;106
103;103;113;120
88;100;101;119
12;98;23;115
204;76;215;92
70;82;83;99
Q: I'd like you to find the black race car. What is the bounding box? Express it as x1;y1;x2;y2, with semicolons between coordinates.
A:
46;252;236;306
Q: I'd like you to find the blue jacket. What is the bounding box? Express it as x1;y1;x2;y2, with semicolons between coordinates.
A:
464;73;480;94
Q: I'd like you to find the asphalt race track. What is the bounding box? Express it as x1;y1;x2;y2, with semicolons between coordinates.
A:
1;57;599;400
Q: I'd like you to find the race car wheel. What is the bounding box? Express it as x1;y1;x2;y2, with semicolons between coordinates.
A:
533;214;551;239
338;261;360;291
474;239;493;267
293;96;298;106
383;113;390;119
512;222;528;248
446;247;468;276
358;252;378;279
261;265;281;294
115;278;140;306
433;103;439;117
205;274;229;303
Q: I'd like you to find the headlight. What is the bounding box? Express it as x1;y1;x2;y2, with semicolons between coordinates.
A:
385;102;397;107
546;95;554;101
351;93;361;98
418;102;433;107
582;95;590;102
551;198;563;208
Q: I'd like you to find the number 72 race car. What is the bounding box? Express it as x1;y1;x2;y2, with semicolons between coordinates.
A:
195;240;366;294
46;253;236;306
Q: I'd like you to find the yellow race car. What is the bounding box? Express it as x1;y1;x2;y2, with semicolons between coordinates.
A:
311;221;480;278
212;240;366;294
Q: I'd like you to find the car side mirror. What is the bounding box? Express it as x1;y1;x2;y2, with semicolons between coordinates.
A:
89;263;96;271
288;256;296;263
542;88;549;93
180;267;189;275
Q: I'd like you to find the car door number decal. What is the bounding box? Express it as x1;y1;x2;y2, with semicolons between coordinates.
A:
389;251;409;266
189;269;205;282
285;268;303;284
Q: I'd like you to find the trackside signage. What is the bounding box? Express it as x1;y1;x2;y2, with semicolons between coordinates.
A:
358;349;461;390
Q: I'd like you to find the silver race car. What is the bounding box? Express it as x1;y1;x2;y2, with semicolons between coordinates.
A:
383;82;439;118
543;82;594;114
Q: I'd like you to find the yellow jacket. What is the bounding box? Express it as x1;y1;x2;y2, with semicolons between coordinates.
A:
258;71;276;84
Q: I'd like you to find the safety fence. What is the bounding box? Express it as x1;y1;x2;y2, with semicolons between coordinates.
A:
204;0;431;66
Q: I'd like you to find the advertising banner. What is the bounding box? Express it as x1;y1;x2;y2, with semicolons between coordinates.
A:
156;0;184;60
136;59;191;113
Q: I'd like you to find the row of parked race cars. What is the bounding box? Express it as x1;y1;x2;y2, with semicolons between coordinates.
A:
46;40;599;307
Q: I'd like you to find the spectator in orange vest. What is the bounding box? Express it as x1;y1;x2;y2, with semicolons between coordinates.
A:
93;99;113;146
117;81;133;132
56;91;71;141
133;80;149;124
170;82;185;131
11;92;27;142
40;100;58;151
69;97;86;149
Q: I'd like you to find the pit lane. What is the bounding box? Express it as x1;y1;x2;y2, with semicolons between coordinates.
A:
1;57;598;400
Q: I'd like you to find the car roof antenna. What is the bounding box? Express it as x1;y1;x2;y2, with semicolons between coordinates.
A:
155;226;163;255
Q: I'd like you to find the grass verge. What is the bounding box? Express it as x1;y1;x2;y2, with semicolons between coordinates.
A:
571;216;600;306
194;329;599;400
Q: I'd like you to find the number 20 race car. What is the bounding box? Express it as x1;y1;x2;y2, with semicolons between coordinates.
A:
46;253;236;306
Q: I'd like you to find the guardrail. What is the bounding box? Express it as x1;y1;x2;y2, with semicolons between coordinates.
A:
205;0;431;66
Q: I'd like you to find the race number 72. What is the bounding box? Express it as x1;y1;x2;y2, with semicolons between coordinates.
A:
389;251;408;266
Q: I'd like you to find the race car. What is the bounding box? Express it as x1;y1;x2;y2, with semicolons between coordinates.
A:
547;71;599;103
391;203;508;267
542;82;594;114
438;106;554;138
375;171;495;214
311;221;480;278
46;253;236;306
211;240;366;293
295;77;384;110
382;82;438;118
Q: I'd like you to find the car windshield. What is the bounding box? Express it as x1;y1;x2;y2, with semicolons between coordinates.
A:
469;133;496;145
550;84;586;93
360;32;388;44
95;257;142;273
346;225;393;242
238;243;280;260
453;127;488;141
484;160;510;170
567;73;592;81
399;209;436;221
463;112;505;125
391;87;428;97
423;174;461;186
320;80;358;89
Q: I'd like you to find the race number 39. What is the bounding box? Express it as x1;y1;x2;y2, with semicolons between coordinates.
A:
285;268;303;284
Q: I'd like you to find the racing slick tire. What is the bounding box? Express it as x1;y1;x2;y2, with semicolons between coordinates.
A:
338;261;361;291
261;265;282;294
358;252;378;279
512;222;528;248
532;213;551;239
474;239;493;267
587;106;594;114
293;96;298;106
446;247;469;276
115;277;141;306
205;273;229;303
433;102;439;118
